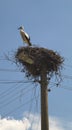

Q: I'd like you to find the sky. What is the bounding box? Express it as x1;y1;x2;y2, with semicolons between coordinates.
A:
0;0;72;130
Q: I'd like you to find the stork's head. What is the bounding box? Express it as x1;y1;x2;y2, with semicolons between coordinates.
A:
18;26;24;30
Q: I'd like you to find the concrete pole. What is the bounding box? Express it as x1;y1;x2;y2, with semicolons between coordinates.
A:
40;68;49;130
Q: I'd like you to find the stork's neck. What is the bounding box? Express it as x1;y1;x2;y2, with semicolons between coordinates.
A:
20;29;24;32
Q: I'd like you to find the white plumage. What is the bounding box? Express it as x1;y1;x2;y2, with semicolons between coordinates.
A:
18;26;31;46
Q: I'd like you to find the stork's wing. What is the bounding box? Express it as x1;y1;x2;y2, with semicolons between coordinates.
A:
20;30;31;45
25;32;30;40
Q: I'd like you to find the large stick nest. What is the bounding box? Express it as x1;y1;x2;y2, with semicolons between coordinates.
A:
15;46;64;79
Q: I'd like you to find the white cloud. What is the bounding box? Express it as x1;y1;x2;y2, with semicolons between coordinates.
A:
49;116;64;130
0;117;30;130
0;114;72;130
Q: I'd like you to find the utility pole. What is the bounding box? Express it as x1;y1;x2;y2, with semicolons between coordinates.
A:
15;46;63;130
41;67;49;130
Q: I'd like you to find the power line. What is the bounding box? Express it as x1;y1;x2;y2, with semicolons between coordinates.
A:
62;74;72;79
1;68;72;80
2;94;40;119
0;80;33;84
0;83;22;97
0;83;29;100
0;68;20;72
0;85;35;109
49;82;72;91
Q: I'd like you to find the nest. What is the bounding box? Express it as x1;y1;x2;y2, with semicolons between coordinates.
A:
15;46;64;79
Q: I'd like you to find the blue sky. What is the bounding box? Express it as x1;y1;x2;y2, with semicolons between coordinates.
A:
0;0;72;129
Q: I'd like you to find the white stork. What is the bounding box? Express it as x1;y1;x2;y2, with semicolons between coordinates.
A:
18;26;32;46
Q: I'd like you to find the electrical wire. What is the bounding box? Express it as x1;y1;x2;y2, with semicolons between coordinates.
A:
1;69;72;80
0;80;33;84
1;56;72;122
49;82;72;91
0;83;23;97
0;85;34;109
2;94;40;119
0;68;20;72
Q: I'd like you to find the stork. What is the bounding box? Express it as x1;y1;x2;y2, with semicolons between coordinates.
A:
18;26;32;46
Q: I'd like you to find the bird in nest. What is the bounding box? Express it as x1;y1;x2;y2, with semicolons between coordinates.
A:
18;26;32;46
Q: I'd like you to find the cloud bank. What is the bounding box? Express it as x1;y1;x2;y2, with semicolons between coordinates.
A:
0;114;71;130
0;117;30;130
